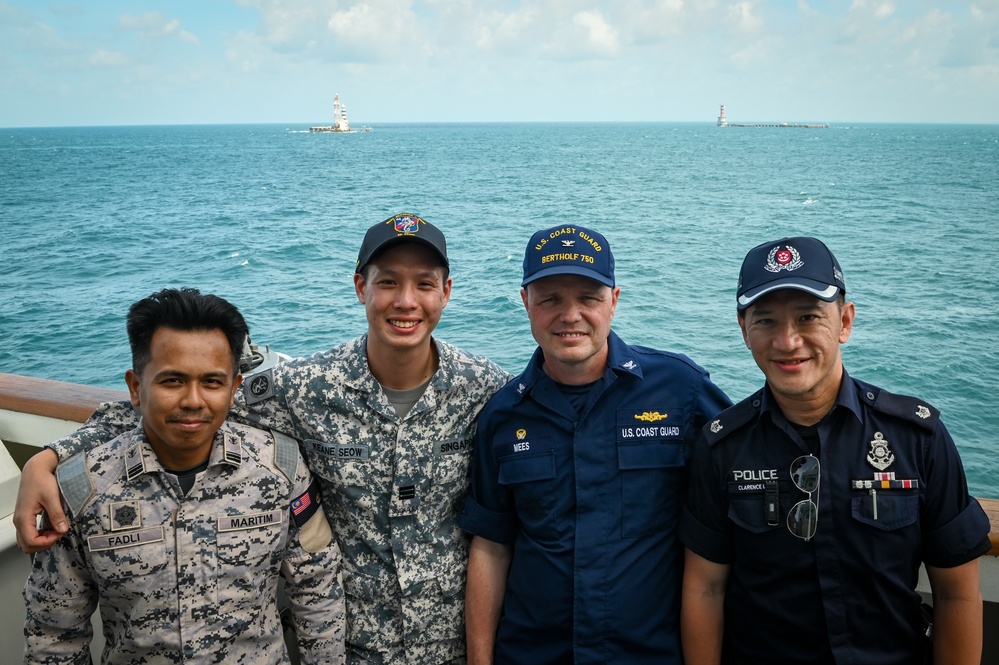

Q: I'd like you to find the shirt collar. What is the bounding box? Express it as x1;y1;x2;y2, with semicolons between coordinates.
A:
512;330;642;402
759;366;863;426
125;421;239;482
345;334;453;393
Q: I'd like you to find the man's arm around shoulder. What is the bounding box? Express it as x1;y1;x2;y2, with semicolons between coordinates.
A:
14;401;137;552
466;535;512;665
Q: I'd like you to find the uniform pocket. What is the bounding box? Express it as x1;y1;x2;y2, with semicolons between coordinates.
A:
728;493;783;534
216;519;286;616
88;536;173;621
618;441;684;537
851;493;919;530
216;518;285;569
498;450;558;541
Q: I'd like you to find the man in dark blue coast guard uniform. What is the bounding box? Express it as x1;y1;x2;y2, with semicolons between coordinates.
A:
459;225;731;664
680;237;991;665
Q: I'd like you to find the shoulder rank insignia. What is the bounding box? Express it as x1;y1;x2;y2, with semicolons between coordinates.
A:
710;419;723;434
916;405;931;419
866;432;895;471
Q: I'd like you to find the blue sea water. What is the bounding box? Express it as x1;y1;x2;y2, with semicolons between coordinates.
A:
1;122;997;497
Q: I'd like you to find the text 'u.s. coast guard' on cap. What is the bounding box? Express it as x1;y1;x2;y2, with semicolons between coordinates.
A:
522;225;615;288
737;236;845;310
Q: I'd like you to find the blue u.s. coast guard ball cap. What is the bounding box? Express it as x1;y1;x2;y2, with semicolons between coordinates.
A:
522;225;615;288
737;236;846;310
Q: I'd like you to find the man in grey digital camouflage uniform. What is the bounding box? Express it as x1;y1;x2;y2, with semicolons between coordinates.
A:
16;214;511;665
22;287;344;664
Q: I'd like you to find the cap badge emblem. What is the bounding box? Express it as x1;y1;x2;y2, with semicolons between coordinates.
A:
916;405;930;419
394;215;420;233
866;432;895;471
562;239;575;247
765;245;804;273
710;419;723;434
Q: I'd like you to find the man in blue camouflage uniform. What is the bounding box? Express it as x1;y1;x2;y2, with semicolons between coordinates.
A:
16;215;510;665
680;237;991;665
460;225;731;664
23;288;344;664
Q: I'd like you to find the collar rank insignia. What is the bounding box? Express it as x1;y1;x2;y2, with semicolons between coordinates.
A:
916;405;930;419
110;501;141;531
517;382;526;395
621;360;637;370
866;431;895;471
710;419;723;434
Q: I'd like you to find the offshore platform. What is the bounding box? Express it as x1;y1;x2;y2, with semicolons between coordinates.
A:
716;104;828;129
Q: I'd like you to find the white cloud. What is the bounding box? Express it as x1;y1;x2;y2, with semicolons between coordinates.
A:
117;12;199;44
727;1;764;32
327;1;423;59
88;49;128;67
849;0;896;20
2;0;999;125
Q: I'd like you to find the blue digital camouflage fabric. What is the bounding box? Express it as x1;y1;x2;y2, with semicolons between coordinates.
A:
46;336;511;665
24;421;345;665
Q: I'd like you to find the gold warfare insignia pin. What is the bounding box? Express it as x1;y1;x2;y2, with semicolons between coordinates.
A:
634;411;668;423
516;429;527;440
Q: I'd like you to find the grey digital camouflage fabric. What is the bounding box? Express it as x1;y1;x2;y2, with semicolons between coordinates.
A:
47;336;511;665
25;421;345;665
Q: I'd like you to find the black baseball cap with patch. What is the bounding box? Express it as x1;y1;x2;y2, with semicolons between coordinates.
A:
355;213;449;274
737;236;846;311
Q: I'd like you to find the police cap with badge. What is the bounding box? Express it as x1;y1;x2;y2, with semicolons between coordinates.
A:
736;236;846;311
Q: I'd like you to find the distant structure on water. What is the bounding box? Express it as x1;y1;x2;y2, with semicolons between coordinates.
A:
717;104;828;129
311;93;370;133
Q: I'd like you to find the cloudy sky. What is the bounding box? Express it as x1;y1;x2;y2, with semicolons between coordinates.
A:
2;0;997;127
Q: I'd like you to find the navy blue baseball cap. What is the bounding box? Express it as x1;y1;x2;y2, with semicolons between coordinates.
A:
737;236;845;310
356;213;448;273
522;225;615;287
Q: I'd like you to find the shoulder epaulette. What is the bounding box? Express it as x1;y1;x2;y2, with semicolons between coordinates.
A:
857;380;940;432
271;429;301;484
702;389;763;446
56;451;95;516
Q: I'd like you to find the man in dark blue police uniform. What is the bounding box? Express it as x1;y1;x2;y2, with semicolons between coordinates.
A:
680;237;991;665
459;225;731;664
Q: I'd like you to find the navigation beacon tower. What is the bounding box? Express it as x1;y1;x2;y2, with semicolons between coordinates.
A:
717;104;728;127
